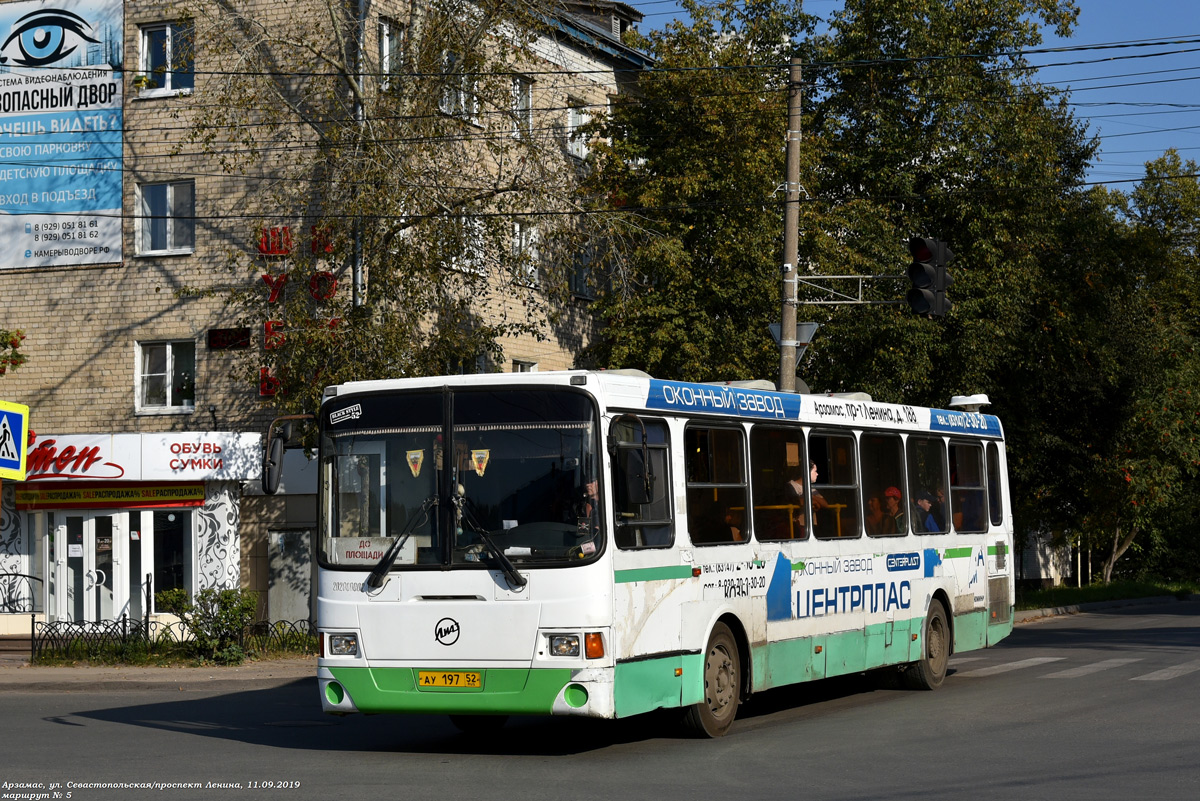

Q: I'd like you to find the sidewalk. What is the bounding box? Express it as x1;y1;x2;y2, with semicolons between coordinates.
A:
0;656;316;693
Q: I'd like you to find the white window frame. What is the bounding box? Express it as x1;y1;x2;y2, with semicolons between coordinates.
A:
511;220;540;285
137;180;195;255
512;360;538;373
137;22;194;96
379;18;404;91
512;76;533;138
447;215;486;275
439;51;478;122
567;98;591;159
136;340;196;415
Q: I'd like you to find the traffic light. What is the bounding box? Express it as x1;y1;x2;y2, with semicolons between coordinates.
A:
906;237;954;317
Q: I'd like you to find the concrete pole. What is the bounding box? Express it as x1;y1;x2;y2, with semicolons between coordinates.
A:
779;58;802;391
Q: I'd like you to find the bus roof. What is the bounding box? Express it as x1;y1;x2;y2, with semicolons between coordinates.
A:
328;369;1004;439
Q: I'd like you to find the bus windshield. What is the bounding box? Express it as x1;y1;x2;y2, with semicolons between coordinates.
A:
319;388;602;570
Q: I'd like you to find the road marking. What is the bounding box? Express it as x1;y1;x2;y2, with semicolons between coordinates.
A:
1130;659;1200;681
954;657;1065;677
1040;657;1142;678
949;657;986;663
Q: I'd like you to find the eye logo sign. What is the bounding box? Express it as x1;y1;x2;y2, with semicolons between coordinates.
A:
0;9;99;67
435;618;460;646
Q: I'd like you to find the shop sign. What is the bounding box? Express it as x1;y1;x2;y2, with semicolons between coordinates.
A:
14;482;206;509
141;432;262;481
24;432;261;482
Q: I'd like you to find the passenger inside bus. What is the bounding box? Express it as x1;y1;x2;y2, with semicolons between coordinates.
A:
781;461;827;535
884;486;905;534
914;491;941;533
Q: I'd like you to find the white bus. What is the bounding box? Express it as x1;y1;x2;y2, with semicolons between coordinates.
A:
282;369;1013;736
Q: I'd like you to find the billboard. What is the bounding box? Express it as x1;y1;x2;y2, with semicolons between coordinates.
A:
0;0;122;269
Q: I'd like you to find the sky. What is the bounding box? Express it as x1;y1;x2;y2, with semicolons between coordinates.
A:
634;0;1199;188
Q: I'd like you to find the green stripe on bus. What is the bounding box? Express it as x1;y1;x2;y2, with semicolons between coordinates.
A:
326;666;574;715
614;653;705;717
987;544;1007;556
614;565;695;583
942;547;973;559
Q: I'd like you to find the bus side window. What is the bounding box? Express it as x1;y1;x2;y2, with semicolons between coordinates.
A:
612;418;673;549
949;442;987;533
907;436;948;534
809;432;861;539
986;442;1004;526
750;426;807;541
684;426;747;545
860;433;905;537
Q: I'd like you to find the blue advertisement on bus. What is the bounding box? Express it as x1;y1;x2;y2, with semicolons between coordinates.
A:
0;0;122;268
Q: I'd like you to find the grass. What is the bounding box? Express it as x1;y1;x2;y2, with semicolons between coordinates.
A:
1016;580;1200;611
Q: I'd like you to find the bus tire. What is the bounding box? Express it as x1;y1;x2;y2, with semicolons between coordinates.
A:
903;600;949;690
449;714;508;735
683;622;740;737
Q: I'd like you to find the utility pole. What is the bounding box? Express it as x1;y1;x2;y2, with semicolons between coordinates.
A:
779;57;803;392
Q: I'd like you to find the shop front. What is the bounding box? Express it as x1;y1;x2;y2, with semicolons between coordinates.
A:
0;432;261;634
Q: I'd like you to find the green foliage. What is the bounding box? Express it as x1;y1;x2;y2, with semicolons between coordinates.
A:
585;2;1200;581
155;588;260;665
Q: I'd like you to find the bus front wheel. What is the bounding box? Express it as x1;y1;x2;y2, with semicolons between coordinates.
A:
903;600;949;690
683;622;740;737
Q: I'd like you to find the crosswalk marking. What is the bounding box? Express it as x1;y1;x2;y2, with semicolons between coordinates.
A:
1040;657;1142;678
954;657;1065;677
1130;658;1200;681
948;657;986;664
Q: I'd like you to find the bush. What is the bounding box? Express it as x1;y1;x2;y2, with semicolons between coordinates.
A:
154;587;260;664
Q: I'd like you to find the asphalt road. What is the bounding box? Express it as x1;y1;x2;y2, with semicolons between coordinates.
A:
1;600;1197;801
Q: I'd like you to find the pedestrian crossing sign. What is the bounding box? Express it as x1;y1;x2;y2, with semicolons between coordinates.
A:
0;400;29;480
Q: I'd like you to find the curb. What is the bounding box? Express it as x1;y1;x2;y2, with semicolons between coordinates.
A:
1014;593;1199;624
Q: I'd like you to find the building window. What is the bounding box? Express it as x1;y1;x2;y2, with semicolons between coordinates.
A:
138;23;194;94
445;215;485;275
138;340;196;413
512;360;537;372
511;220;539;285
439;51;477;121
566;98;590;159
379;19;404;90
512;76;532;138
138;180;195;254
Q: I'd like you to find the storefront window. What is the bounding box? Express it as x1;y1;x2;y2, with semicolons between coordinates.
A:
153;510;192;604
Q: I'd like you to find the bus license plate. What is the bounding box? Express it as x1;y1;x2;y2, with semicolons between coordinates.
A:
418;670;482;688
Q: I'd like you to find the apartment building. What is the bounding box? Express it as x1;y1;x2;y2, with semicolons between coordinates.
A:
0;0;648;632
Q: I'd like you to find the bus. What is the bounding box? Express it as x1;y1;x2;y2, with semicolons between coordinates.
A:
268;369;1014;736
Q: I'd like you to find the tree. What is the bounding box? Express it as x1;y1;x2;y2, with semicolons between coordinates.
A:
580;0;815;381
0;329;25;377
176;0;614;418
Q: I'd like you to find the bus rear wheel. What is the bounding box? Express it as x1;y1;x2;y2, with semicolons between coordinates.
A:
683;622;740;737
903;600;949;690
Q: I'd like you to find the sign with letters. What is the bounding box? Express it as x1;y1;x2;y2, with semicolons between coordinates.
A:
0;0;123;269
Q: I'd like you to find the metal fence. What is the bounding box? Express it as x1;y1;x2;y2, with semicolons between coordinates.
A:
31;617;317;662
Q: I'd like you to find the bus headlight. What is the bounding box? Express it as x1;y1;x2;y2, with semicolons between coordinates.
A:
328;633;359;656
549;634;580;657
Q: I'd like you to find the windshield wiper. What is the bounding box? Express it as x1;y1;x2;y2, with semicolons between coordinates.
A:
454;497;527;589
366;495;438;589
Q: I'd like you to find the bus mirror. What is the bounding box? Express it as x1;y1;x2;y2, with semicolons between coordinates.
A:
262;414;313;495
618;449;653;506
262;435;284;495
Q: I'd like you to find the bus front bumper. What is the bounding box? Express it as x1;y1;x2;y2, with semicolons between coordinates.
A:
319;665;615;718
